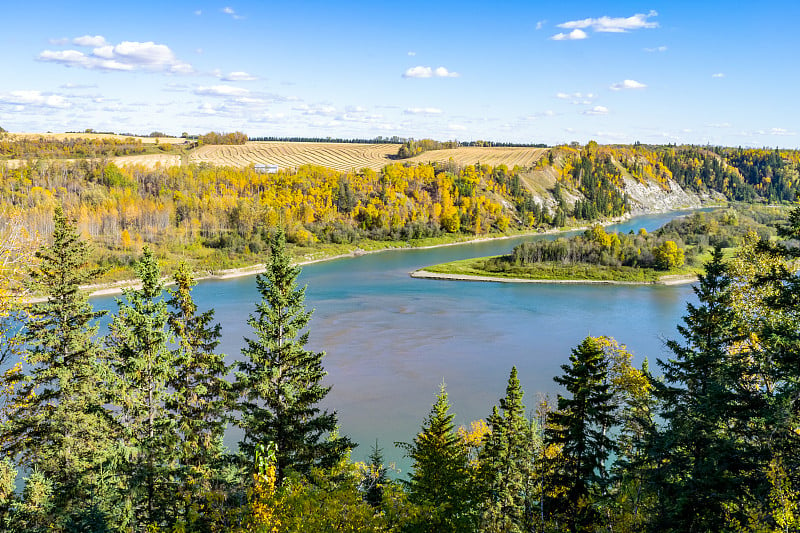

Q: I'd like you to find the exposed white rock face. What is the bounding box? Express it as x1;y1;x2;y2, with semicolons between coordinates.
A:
621;176;706;215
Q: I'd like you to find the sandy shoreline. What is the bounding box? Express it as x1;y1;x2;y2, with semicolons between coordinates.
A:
410;270;698;286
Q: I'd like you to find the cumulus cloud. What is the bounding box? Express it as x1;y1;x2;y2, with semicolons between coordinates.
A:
712;72;725;78
644;45;668;52
558;10;658;33
407;51;416;56
39;37;194;74
551;29;588;41
403;66;460;78
610;79;647;90
221;71;257;81
0;90;71;109
583;105;609;115
73;35;107;47
195;85;250;97
404;107;443;115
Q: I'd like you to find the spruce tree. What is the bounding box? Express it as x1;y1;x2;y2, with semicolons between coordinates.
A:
236;230;351;484
479;366;534;532
399;383;476;532
108;246;177;528
649;248;763;530
2;205;116;527
166;262;231;518
546;336;616;532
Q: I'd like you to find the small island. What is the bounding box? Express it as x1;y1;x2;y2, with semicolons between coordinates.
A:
413;206;787;285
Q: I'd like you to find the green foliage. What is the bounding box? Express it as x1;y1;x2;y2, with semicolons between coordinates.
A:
478;367;534;532
1;205;117;528
649;248;764;530
166;261;233;525
236;230;352;483
108;246;178;528
546;337;617;531
399;383;477;532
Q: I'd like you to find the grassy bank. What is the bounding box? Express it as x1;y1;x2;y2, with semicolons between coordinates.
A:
419;256;701;283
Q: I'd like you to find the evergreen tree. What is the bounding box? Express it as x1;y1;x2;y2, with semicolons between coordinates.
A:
649;248;763;531
236;230;351;484
546;336;616;532
399;383;476;532
108;246;177;528
479;366;534;532
362;440;388;508
1;205;116;528
166;261;232;520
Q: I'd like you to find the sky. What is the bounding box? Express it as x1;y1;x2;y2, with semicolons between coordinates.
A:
1;1;798;147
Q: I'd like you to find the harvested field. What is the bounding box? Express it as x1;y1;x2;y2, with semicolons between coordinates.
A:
403;146;548;168
189;142;548;172
189;142;401;172
112;154;182;168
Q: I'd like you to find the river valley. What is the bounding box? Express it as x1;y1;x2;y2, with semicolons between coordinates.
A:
90;210;702;470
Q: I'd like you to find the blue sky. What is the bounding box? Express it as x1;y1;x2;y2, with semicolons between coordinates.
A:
1;1;798;147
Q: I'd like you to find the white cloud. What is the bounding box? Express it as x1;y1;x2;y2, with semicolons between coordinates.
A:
551;29;588;41
448;124;467;131
644;45;668;52
0;90;71;109
403;66;460;78
712;72;725;78
49;37;69;45
73;35;107;47
584;106;609;115
194;9;202;15
39;38;194;74
558;11;658;33
610;79;647;90
407;51;416;56
221;71;257;81
404;107;443;115
556;92;596;104
536;20;546;30
222;6;243;19
763;128;796;136
59;82;98;89
195;85;250;97
708;122;731;128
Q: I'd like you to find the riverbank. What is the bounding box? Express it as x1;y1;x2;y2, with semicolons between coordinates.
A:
22;206;708;303
410;270;698;286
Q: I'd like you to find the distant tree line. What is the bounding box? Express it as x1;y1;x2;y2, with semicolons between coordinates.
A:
0;136;149;159
397;138;548;159
198;131;248;145
492;206;785;273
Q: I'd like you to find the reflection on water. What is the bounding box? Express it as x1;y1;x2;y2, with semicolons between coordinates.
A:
89;210;702;470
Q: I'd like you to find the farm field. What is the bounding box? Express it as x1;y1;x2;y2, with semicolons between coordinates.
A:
403;146;548;168
190;141;548;171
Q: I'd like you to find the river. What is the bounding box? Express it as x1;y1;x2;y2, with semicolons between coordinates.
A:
91;210;701;471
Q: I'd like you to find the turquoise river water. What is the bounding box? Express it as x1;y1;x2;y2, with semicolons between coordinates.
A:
90;210;702;470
